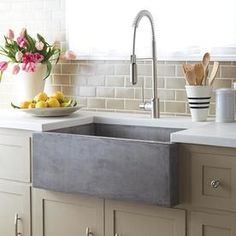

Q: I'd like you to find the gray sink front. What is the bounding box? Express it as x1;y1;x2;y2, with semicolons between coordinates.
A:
32;123;181;207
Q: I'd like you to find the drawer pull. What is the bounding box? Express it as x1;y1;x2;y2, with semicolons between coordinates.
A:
14;213;21;236
86;227;94;236
211;180;220;188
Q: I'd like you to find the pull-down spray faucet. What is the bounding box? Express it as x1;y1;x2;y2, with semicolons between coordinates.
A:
130;10;160;118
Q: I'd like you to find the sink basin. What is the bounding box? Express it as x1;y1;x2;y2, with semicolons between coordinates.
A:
32;123;182;206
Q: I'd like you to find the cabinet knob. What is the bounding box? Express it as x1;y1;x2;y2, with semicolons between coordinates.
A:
115;234;120;236
14;213;21;236
211;179;220;188
86;227;94;236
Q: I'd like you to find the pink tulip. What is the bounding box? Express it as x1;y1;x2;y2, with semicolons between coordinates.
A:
0;61;8;72
20;28;26;37
6;29;14;39
35;41;44;51
15;51;23;62
22;62;36;72
17;36;27;48
64;50;77;60
12;64;20;75
34;53;44;62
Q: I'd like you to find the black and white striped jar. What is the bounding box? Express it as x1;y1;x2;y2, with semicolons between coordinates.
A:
185;86;212;122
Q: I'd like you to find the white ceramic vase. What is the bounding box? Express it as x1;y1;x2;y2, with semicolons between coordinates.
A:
13;63;47;103
185;85;212;122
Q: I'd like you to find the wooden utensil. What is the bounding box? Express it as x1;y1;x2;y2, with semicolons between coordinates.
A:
202;52;210;85
182;64;196;85
194;63;204;85
209;62;219;86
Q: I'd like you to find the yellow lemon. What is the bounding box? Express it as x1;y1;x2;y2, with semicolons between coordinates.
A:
34;92;48;102
52;91;64;103
35;101;47;108
47;97;60;108
28;103;35;109
20;100;31;109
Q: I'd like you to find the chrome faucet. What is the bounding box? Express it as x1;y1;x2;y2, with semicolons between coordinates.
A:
130;10;160;118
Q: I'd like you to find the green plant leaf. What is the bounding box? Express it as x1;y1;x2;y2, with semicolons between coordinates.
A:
44;61;52;80
11;102;20;109
37;33;46;43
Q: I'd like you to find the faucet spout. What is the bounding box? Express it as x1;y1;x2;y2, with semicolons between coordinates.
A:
130;10;160;118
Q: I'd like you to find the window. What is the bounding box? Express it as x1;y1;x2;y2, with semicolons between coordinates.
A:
66;0;236;60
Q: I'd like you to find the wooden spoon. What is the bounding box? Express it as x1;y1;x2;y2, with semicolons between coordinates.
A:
182;64;196;85
202;52;210;85
194;63;204;85
209;62;219;86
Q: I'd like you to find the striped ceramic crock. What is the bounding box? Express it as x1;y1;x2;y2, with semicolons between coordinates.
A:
185;86;212;121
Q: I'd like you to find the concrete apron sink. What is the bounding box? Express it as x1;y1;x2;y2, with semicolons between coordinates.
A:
32;123;182;207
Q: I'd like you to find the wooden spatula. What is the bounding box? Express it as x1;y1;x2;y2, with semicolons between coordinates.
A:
182;64;196;85
209;62;219;86
194;63;204;85
202;52;210;85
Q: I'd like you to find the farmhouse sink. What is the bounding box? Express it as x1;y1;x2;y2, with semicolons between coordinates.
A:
32;123;182;207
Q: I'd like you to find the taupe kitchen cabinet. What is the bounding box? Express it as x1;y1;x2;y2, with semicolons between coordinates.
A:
180;144;236;236
0;129;31;236
0;180;31;236
190;211;236;236
32;188;104;236
105;200;186;236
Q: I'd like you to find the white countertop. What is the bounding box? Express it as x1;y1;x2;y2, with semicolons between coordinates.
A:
0;109;235;148
0;109;205;131
171;122;236;148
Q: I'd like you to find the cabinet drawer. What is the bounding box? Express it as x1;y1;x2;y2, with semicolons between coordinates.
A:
0;134;30;182
190;211;236;236
105;200;186;236
191;150;236;211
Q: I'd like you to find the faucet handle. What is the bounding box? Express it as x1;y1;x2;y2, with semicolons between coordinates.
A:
130;55;137;85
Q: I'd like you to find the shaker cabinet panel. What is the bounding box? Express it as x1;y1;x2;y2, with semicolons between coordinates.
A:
0;180;31;236
32;188;104;236
191;211;236;236
180;145;236;212
0;133;31;182
105;200;186;236
191;151;236;211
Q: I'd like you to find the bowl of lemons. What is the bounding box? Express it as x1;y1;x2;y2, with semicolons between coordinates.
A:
11;91;82;117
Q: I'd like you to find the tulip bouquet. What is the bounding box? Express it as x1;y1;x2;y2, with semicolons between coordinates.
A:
0;28;61;81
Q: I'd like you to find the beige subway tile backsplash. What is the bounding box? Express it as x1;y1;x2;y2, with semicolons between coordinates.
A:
175;90;187;101
165;101;186;113
77;86;96;97
87;98;106;109
87;76;105;86
115;88;134;99
165;77;185;89
212;79;232;89
50;61;236;116
221;66;236;78
157;64;175;77
61;63;79;74
115;64;129;75
106;76;125;87
107;99;124;109
97;87;115;98
53;75;70;85
125;99;141;110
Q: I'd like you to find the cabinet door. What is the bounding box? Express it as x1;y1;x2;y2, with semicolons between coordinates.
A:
105;200;186;236
191;211;236;236
0;180;31;236
0;133;31;182
180;145;236;211
33;188;104;236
